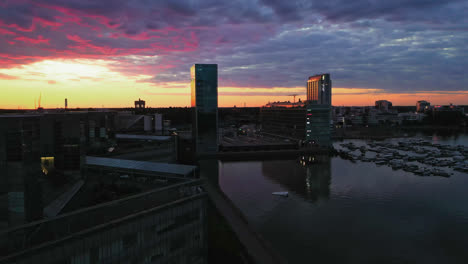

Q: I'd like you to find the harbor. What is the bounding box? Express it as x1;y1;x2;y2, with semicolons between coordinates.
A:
336;138;468;177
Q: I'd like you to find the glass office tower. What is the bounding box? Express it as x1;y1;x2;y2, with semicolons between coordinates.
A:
305;73;332;147
191;64;218;154
305;104;332;147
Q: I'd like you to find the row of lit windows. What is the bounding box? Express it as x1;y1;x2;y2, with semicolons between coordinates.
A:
307;81;319;101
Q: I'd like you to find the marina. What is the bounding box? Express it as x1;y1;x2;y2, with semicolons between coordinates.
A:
336;138;468;177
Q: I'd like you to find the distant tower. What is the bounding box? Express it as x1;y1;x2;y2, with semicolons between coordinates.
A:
416;100;430;113
307;74;331;105
65;98;68;109
375;100;392;112
134;98;145;109
191;64;218;154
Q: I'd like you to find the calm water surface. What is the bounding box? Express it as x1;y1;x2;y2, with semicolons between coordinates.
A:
219;134;468;264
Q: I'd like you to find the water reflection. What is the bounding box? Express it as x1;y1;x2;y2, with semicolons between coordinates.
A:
261;155;331;202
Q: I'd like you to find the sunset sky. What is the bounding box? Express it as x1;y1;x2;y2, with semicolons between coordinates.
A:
0;0;467;109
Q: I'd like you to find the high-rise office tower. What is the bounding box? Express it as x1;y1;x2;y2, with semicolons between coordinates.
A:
305;74;332;147
305;104;331;147
307;74;331;105
191;64;218;154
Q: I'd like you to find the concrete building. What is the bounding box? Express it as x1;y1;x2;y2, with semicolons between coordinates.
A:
306;74;331;105
416;100;430;113
375;100;393;112
191;64;218;154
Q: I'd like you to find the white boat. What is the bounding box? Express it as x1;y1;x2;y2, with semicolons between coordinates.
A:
272;192;288;197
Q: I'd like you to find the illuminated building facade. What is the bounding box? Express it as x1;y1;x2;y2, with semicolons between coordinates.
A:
307;74;331;105
191;64;218;154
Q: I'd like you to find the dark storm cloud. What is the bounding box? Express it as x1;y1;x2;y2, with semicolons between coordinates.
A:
0;0;466;92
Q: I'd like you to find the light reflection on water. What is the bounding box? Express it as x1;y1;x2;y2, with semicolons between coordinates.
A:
219;134;468;264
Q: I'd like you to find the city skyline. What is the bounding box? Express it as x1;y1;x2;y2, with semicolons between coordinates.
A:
1;0;467;108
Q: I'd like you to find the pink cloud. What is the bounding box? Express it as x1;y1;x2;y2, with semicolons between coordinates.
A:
0;19;35;32
0;73;19;80
67;34;119;55
0;27;17;35
33;17;62;28
15;35;50;45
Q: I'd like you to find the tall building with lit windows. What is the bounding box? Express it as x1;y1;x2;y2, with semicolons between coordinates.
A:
191;64;218;154
307;73;331;105
305;104;331;147
305;73;332;147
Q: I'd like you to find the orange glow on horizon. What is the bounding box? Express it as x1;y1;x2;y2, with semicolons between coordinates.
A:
0;59;467;109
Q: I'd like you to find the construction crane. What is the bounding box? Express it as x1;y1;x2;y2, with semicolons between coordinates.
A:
288;94;299;104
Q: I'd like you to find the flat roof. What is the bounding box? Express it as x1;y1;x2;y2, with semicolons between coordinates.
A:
115;134;172;141
85;156;196;176
0;114;42;118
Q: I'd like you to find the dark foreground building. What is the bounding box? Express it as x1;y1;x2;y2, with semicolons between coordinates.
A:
0;161;207;264
0;112;116;230
0;115;43;229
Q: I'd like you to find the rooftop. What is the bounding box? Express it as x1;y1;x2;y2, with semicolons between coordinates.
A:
85;156;197;177
115;134;172;141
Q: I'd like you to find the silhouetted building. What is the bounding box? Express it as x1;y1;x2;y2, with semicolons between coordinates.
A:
264;101;305;108
307;74;331;105
191;64;218;154
0;112;117;229
416;100;430;113
134;98;145;109
375;100;393;112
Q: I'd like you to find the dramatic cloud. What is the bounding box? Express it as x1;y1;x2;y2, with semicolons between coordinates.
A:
0;0;466;107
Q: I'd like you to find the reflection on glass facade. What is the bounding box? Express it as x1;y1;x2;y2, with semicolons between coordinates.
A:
306;74;331;105
191;64;218;154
